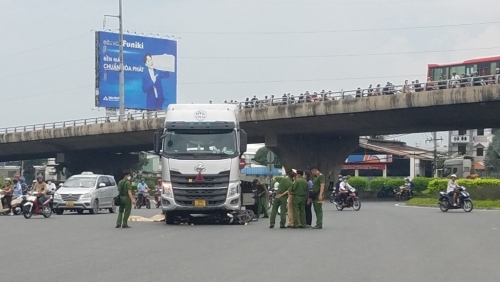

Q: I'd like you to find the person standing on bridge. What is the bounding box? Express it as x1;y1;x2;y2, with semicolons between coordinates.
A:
310;167;325;229
116;171;135;228
269;170;293;228
291;170;307;228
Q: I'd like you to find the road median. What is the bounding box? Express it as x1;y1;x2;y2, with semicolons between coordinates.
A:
406;197;500;210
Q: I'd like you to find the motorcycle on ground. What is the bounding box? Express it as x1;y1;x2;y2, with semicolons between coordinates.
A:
135;192;151;209
438;186;473;212
335;187;361;211
377;183;396;199
23;191;53;219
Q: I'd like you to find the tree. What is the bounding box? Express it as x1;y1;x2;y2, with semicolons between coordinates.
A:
252;147;282;166
485;130;500;172
135;153;149;172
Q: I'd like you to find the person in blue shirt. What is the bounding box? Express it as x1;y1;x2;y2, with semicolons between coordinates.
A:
12;178;23;197
136;179;149;206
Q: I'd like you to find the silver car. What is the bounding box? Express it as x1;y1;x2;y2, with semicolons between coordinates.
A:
52;172;119;215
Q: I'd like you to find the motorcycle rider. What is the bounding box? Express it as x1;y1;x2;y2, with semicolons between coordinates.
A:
1;178;14;215
19;177;28;195
33;175;49;209
335;176;353;205
137;178;149;206
404;178;414;198
12;178;23;197
447;174;459;206
333;174;342;204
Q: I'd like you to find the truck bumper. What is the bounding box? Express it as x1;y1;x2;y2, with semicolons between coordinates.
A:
161;194;241;213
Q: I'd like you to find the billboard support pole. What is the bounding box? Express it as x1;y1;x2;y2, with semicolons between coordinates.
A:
118;0;125;116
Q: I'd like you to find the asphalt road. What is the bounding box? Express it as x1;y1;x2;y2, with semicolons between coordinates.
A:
1;201;499;282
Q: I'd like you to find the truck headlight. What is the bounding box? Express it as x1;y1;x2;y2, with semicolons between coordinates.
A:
81;193;92;199
228;182;240;196
54;193;62;199
162;181;173;197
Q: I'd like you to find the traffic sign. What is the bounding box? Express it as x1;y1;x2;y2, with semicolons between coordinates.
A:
266;151;275;164
268;163;275;172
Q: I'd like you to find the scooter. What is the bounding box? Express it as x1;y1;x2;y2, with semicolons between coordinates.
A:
23;191;53;219
135;192;151;209
154;190;162;208
438;186;473;212
0;192;25;215
335;187;361;211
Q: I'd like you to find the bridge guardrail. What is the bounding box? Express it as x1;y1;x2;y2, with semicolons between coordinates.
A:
1;74;498;134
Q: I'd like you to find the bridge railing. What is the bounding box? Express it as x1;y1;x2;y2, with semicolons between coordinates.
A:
236;74;500;109
1;74;498;134
0;111;167;134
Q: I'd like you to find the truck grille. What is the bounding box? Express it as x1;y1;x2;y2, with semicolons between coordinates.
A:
61;194;82;202
170;171;229;206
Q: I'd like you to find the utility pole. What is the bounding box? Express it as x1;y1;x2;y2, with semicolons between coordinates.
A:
426;132;443;177
104;0;125;116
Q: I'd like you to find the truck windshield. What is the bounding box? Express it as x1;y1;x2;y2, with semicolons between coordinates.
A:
163;129;237;158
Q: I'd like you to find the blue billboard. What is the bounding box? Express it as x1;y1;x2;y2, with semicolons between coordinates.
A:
95;31;177;110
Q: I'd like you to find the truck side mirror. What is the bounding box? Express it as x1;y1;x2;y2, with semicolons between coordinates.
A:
239;129;248;154
153;130;162;155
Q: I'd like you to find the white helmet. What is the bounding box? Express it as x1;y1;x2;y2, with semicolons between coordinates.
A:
450;174;457;178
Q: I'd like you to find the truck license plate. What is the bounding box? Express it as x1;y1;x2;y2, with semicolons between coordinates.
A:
194;200;206;207
66;202;75;207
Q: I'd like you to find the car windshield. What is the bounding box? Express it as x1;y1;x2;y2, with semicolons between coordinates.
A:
162;129;237;158
63;177;97;188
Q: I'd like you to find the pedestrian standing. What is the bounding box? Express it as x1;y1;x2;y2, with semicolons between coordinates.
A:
1;178;14;215
304;171;313;227
270;171;294;228
286;169;297;227
116;171;136;228
310;167;325;229
253;179;269;219
291;170;307;228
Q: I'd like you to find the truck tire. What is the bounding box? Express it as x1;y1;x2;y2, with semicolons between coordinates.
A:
165;211;175;225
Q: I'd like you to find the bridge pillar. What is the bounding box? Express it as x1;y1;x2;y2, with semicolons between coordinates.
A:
265;133;359;185
58;152;140;180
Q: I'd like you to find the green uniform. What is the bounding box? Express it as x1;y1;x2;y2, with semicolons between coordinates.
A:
292;177;308;227
312;174;326;227
270;177;292;227
256;184;268;218
116;178;132;227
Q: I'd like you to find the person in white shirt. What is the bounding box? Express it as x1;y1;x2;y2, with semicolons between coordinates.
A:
47;181;57;194
335;176;353;205
446;174;459;206
451;72;461;88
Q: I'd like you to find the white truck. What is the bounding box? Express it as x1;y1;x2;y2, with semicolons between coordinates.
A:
153;104;248;224
442;156;473;178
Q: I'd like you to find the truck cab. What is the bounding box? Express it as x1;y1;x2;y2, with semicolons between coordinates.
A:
443;156;473;178
153;104;247;224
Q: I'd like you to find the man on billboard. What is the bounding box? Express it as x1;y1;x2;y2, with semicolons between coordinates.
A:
142;53;170;110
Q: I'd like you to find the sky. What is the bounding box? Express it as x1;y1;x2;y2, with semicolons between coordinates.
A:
1;0;499;150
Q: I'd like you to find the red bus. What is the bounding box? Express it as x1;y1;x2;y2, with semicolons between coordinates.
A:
427;55;500;81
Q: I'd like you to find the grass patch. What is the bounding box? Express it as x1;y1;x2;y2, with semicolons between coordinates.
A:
406;197;500;210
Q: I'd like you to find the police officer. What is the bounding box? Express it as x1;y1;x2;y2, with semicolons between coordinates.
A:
253;179;269;219
310;167;325;229
291;170;308;228
269;170;294;229
116;171;136;228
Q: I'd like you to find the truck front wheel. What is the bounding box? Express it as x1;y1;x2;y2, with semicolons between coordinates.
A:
165;211;175;225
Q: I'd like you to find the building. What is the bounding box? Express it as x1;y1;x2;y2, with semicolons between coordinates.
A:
448;128;494;171
340;138;437;178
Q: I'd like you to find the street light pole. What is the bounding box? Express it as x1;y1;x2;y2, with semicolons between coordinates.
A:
118;0;125;116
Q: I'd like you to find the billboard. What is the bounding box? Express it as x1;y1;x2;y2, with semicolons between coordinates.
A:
345;154;392;163
95;31;177;110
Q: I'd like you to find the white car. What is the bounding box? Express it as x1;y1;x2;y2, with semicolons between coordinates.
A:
52;172;119;215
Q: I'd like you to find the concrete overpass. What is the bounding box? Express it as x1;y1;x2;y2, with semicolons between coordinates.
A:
1;84;500;177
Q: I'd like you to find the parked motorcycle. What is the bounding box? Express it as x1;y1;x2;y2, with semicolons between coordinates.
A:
135;192;151;209
438;186;473;212
377;183;396;198
23;192;53;219
335;187;361;211
330;191;336;203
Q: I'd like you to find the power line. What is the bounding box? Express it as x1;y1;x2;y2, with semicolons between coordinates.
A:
0;32;91;60
158;21;500;35
0;84;93;102
180;46;500;59
0;57;93;80
179;74;423;85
